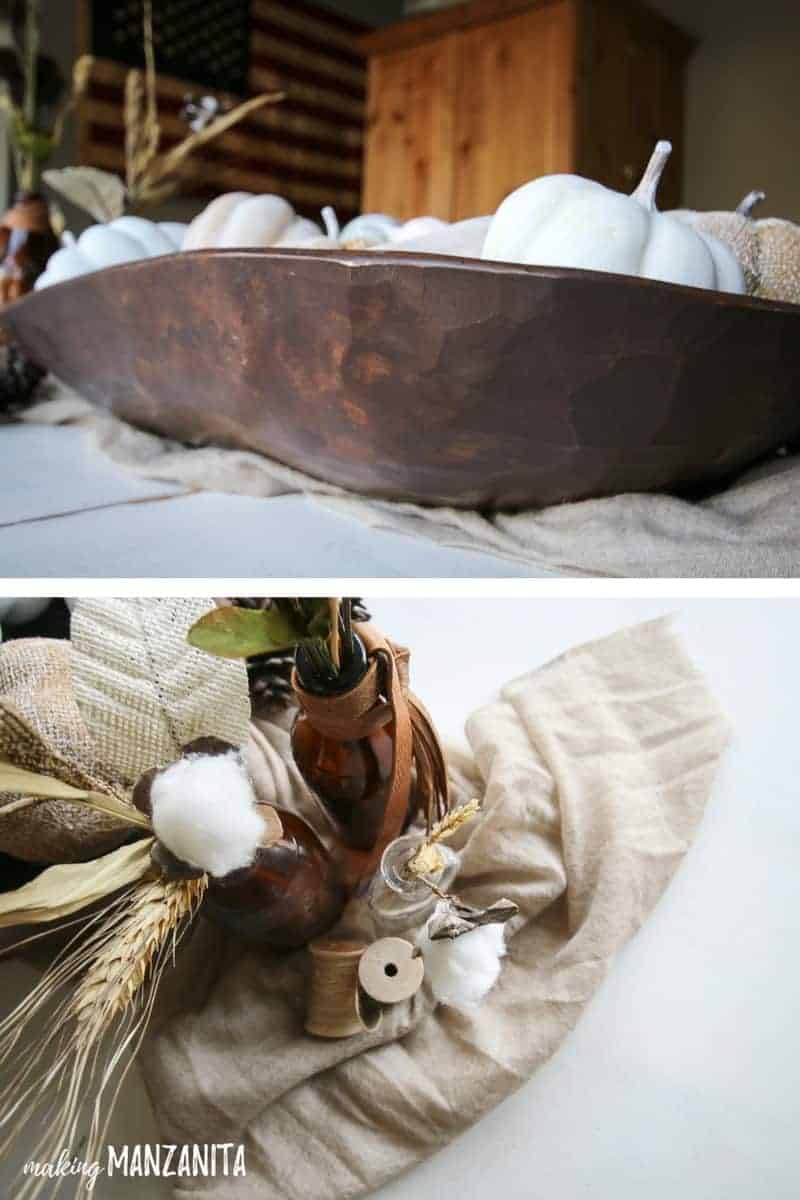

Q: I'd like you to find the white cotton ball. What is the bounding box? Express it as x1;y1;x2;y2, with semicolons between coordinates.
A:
418;911;507;1010
150;752;265;878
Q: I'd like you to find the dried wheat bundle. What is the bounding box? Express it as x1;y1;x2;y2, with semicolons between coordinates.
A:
0;871;206;1200
124;0;283;210
45;2;285;220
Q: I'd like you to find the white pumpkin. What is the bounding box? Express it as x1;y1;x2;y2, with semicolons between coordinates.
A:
381;215;491;258
390;216;450;244
482;140;745;294
36;216;187;289
322;208;452;250
182;192;323;250
339;211;400;246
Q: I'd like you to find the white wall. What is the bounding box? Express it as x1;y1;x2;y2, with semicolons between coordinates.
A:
649;0;800;218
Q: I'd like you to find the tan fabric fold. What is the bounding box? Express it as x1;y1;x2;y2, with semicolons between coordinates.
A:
140;617;730;1200
21;382;800;578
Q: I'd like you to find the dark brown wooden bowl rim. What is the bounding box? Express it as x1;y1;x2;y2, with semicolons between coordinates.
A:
8;246;799;318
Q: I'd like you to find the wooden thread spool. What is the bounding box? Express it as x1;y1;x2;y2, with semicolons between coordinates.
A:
358;937;425;1005
305;937;382;1038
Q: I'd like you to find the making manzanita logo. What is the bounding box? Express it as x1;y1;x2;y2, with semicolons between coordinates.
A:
24;1144;247;1190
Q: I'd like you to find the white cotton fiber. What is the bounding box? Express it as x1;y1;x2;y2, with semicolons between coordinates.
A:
150;752;265;878
418;909;508;1010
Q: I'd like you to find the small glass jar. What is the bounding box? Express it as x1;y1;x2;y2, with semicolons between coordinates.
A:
368;832;460;931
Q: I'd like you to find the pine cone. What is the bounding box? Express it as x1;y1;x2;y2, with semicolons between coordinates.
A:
0;344;45;417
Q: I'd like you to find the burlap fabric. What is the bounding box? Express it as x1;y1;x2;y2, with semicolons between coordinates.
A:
140;617;731;1200
0;639;131;861
0;598;250;863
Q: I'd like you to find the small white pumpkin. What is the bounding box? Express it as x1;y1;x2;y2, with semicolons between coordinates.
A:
382;215;491;258
182;192;323;250
321;209;452;250
339;211;400;246
35;216;187;289
483;140;744;294
390;216;450;244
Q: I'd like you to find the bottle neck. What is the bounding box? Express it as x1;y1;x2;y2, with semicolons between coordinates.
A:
294;631;369;697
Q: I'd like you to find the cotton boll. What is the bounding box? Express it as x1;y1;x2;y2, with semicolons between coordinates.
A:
418;912;507;1010
150;752;265;878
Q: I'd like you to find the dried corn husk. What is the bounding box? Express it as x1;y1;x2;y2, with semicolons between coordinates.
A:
0;837;154;926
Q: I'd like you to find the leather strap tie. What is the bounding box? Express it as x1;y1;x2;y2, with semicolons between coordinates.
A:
292;622;449;888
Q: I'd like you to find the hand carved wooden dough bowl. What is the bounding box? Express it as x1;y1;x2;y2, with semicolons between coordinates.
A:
2;247;799;510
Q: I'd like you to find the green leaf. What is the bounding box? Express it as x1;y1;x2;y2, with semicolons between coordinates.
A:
187;605;307;659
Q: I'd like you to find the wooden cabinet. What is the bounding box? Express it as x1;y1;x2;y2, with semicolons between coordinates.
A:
360;0;694;220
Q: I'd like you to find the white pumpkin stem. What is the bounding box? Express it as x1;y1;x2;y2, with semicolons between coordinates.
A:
631;140;672;210
736;190;765;218
321;206;340;241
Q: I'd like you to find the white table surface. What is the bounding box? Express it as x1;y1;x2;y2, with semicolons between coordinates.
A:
1;598;798;1199
0;425;544;578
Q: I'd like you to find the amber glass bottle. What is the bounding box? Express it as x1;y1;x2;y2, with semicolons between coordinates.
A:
291;633;396;852
0;193;59;303
205;805;345;949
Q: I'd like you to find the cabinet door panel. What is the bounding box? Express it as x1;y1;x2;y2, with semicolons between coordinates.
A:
576;0;688;208
362;36;458;220
452;2;577;219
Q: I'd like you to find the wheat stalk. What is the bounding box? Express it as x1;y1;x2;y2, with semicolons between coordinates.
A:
118;0;283;210
406;798;481;878
0;873;207;1200
72;873;206;1036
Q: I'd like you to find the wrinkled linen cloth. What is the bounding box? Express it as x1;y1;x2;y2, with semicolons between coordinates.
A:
20;382;800;577
140;617;731;1200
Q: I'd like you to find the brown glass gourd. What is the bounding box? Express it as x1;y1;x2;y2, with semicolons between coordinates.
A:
132;738;346;950
204;804;345;949
0;193;59;303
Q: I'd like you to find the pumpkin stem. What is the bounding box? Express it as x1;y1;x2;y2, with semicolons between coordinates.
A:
631;140;672;211
321;206;340;241
736;190;766;218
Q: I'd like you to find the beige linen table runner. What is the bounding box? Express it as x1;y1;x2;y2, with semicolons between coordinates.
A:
20;383;800;578
139;616;730;1199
